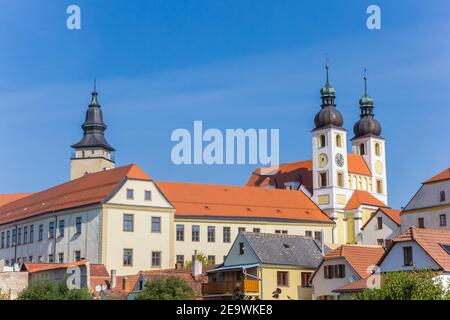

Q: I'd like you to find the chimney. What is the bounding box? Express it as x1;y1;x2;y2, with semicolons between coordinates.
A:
110;269;117;289
122;277;129;291
192;250;203;278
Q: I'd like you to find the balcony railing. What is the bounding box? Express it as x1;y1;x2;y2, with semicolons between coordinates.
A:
202;279;259;296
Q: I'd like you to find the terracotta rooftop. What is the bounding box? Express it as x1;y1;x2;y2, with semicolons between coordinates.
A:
378;227;450;271
333;277;369;293
424;168;450;184
21;260;88;273
361;207;401;230
157;181;334;224
324;245;384;277
246;154;372;191
0;164;151;225
0;193;34;207
345;190;388;210
90;264;109;277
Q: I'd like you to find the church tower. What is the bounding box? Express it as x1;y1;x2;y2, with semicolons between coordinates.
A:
312;63;350;243
351;71;388;204
70;82;115;180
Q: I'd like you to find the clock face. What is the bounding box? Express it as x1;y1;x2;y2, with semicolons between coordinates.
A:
318;153;328;168
375;160;383;174
335;153;344;167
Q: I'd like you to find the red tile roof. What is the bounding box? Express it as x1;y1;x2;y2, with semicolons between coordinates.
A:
378;228;450;271
246;154;372;191
0;164;151;225
324;245;384;277
361;207;401;230
424;168;450;184
90;264;109;277
0;193;34;207
345;190;388;210
21;260;88;273
333;277;369;293
157;181;334;224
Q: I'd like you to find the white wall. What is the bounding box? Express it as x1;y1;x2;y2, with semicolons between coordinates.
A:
379;241;439;272
361;212;401;246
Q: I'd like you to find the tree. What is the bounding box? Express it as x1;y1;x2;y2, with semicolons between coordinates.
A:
135;277;195;300
184;252;209;268
355;269;450;300
18;280;92;300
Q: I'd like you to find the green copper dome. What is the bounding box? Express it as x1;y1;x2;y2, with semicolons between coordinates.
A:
320;83;336;96
359;93;374;106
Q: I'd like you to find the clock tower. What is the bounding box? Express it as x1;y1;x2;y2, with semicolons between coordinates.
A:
312;63;350;243
351;72;388;205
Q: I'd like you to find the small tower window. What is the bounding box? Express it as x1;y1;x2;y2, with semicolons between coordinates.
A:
336;134;342;147
375;143;381;156
376;179;383;193
319;172;328;187
319;135;326;148
360;143;365;155
337;172;344;187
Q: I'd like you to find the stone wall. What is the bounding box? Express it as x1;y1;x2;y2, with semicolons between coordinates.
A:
0;272;29;299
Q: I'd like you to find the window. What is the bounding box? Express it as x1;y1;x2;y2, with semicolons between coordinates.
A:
238;227;246;233
376;180;383;193
29;256;33;263
305;231;312;238
277;271;289;287
336;134;342;147
377;217;383;230
126;189;134;199
23;227;28;244
301;272;312;287
38;224;43;241
18;228;22;245
223;227;231;243
335;264;345;278
319;172;327;187
440;191;446;202
176;224;184;241
337;172;344;187
239;242;245;255
360;143;365;155
144;190;152;201
377;239;385;246
440;214;447;227
192;225;200;242
152;251;161;267
275;230;288;234
48;254;55;263
58;220;65;237
123;249;133;266
319;135;326;148
6;231;10;247
324;265;335;279
0;232;4;249
440;244;450;255
151;217;161;233
75;217;82;234
207;255;216;265
38;256;43;263
74;251;81;261
176;255;184;266
12;229;16;246
58;252;64;263
403;246;413;266
207;226;215;242
49;221;55;239
123;214;134;232
314;231;322;243
29;225;34;243
418;217;425;229
375;143;381;156
253;228;260;233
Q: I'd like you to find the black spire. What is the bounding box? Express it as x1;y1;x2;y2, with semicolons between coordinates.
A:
314;60;344;130
353;69;382;138
71;81;115;151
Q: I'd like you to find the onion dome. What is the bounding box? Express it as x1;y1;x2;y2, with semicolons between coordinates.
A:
353;71;382;138
314;63;344;129
71;81;115;151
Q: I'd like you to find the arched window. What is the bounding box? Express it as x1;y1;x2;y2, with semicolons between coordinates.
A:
319;135;326;148
360;143;365;155
336;134;342;147
375;143;381;156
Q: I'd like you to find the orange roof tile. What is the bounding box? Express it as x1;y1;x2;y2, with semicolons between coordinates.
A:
157;181;334;224
324;245;384;277
345;190;388;210
90;264;110;277
379;228;450;271
424;168;450;184
246;154;372;191
0;193;34;207
22;260;88;273
333;277;369;292
0;164;151;225
361;207;401;230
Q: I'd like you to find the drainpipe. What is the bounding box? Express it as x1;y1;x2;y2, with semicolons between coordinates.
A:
53;215;58;261
13;223;18;264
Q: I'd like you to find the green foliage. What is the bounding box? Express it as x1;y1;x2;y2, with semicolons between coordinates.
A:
355;269;450;300
184;252;210;268
135;277;195;300
17;279;92;300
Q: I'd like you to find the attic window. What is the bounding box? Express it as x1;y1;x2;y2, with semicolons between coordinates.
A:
275;209;282;213
440;244;450;255
246;208;252;212
204;205;210;209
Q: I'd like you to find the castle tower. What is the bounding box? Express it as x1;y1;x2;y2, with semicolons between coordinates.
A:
70;82;115;180
312;63;350;243
351;70;388;205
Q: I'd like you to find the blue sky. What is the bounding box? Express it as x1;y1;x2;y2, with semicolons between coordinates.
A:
0;1;449;209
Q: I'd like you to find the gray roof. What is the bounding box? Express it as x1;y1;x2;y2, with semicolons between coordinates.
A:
242;232;325;268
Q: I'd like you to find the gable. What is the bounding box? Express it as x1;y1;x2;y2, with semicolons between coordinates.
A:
403;180;450;212
379;241;439;272
223;233;260;267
